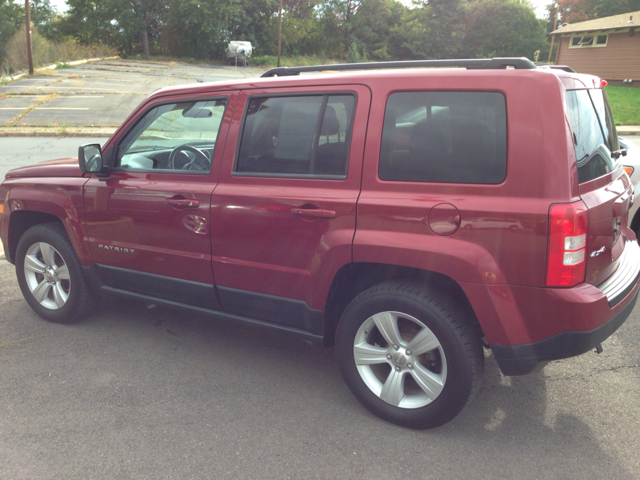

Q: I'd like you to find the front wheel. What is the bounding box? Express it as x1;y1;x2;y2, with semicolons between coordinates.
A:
15;222;96;324
335;280;483;429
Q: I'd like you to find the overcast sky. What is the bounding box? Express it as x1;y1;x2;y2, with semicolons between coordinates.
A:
46;0;551;19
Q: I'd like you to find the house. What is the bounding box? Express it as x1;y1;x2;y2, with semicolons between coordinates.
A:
551;10;640;85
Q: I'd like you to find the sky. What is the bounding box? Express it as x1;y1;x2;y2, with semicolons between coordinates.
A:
47;0;551;19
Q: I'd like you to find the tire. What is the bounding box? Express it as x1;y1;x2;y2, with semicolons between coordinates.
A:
335;280;483;429
15;222;96;324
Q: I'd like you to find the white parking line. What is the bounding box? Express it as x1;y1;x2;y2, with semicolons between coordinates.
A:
6;86;117;91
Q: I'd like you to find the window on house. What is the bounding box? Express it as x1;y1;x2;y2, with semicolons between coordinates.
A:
570;34;608;48
580;36;594;46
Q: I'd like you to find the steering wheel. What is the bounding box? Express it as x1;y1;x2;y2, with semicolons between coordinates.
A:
168;145;210;170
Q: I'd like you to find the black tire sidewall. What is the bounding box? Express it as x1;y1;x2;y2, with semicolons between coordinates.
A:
336;283;479;429
15;223;89;324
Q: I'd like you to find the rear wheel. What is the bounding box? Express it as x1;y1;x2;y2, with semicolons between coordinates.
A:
335;280;483;429
15;223;96;324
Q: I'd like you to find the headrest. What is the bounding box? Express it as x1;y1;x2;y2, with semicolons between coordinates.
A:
321;105;340;136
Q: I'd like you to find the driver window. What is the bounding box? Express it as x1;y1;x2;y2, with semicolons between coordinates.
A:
117;98;228;173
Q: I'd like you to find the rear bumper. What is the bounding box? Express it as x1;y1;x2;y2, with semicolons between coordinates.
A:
480;240;640;375
491;288;638;375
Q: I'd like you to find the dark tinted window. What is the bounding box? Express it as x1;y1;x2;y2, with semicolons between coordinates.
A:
235;95;355;177
566;90;615;183
379;91;507;183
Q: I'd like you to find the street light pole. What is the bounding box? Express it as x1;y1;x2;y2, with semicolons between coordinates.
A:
547;3;559;64
25;0;35;75
277;0;283;68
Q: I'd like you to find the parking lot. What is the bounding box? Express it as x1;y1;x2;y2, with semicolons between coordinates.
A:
1;59;640;478
0;59;263;130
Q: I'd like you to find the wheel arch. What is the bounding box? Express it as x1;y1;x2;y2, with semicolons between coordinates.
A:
323;262;483;347
7;209;90;266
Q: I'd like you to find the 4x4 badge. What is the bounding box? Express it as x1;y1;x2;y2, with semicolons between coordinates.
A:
590;246;606;258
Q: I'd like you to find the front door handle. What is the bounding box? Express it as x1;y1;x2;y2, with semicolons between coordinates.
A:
165;197;199;209
291;207;337;219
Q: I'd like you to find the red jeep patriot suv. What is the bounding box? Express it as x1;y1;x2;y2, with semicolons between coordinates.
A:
1;58;638;428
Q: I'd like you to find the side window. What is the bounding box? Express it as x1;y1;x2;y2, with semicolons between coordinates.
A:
566;90;614;183
117;99;228;173
379;91;507;184
235;94;355;177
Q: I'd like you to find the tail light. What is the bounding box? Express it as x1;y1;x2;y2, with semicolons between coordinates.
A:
546;201;589;287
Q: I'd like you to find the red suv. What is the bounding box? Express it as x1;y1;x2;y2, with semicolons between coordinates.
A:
1;58;638;429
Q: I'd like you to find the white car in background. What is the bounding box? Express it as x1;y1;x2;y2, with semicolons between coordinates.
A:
621;136;640;236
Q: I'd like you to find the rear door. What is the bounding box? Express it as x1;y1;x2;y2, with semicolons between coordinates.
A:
568;87;634;287
210;85;371;333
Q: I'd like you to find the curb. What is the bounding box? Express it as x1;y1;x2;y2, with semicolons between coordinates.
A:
3;56;121;82
0;127;115;137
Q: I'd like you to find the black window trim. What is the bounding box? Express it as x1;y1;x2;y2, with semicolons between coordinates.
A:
112;95;230;176
232;90;358;180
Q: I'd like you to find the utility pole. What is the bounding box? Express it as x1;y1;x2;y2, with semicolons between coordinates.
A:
25;0;35;75
547;3;559;64
277;0;283;67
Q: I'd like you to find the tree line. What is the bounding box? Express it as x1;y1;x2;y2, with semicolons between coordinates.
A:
2;0;639;68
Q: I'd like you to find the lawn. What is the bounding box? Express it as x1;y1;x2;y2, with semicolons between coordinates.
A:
606;85;640;125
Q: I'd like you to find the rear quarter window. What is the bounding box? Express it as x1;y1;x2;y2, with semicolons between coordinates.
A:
379;91;507;184
566;89;618;184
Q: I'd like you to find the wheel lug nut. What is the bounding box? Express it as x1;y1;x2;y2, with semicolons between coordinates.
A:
386;354;392;360
406;350;411;355
407;363;413;369
395;366;401;372
393;344;399;350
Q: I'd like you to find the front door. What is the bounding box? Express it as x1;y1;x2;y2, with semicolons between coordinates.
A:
83;93;236;309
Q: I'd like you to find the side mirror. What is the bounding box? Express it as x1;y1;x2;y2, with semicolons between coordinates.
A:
78;143;106;175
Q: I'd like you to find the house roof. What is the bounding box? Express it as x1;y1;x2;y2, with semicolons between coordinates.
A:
551;10;640;34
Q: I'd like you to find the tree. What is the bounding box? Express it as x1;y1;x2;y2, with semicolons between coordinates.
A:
586;0;640;18
0;0;22;72
462;0;546;60
349;0;407;60
401;0;467;60
226;0;279;55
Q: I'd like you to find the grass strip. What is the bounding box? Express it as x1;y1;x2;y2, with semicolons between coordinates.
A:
606;85;640;125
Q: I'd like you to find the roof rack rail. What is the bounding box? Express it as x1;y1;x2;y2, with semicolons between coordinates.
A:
261;57;537;77
539;65;576;73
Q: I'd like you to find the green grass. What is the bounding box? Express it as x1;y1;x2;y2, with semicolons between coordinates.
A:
606;85;640;125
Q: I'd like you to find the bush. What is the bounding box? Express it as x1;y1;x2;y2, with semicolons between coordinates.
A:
250;55;278;66
2;25;116;76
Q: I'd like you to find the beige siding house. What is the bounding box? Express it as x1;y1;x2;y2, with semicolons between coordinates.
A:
552;10;640;85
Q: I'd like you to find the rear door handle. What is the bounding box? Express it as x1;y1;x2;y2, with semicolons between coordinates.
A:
291;207;336;219
165;197;199;209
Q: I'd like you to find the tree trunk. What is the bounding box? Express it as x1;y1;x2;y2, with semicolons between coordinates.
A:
141;28;150;56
